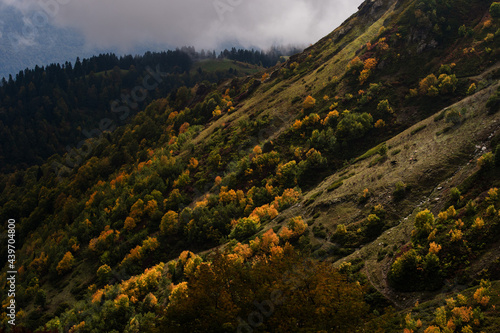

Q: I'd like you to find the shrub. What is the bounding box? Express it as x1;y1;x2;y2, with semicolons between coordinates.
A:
97;264;112;284
287;216;308;238
35;289;47;308
377;99;394;116
439;64;452;75
450;187;461;203
388;250;421;290
359;188;370;204
438;74;458;94
303;95;316;110
393;181;407;201
374;119;386;128
309;128;337;152
477;152;494;170
299;148;327;173
273;188;301;211
365;214;384;238
347;56;364;73
486;87;500;114
378;143;388;156
419;74;438;95
414;209;435;240
445;108;466;125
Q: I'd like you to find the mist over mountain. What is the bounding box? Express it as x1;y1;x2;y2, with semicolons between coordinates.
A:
0;0;363;78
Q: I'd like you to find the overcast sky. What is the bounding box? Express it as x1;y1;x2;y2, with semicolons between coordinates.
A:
0;0;364;51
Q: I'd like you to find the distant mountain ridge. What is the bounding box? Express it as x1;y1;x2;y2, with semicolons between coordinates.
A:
0;5;92;79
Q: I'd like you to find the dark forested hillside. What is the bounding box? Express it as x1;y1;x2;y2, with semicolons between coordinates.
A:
1;0;500;332
0;47;295;173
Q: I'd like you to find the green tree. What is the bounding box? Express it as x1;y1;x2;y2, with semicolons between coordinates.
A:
230;217;261;240
35;289;47;308
490;2;500;18
413;209;435;242
97;264;112;284
160;210;179;235
336;112;373;140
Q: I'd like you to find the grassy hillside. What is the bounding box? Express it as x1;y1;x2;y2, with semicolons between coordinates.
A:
1;0;500;332
192;59;263;75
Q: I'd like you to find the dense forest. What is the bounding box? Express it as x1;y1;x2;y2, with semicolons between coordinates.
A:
1;0;500;332
0;46;298;173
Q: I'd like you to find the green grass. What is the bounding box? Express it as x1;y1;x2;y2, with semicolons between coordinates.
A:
192;59;263;75
410;124;427;135
93;69;129;78
327;180;344;192
354;143;387;163
391;149;401;156
305;191;324;206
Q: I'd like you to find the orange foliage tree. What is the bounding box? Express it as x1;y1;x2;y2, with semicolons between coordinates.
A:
123;217;136;231
303;95;316;110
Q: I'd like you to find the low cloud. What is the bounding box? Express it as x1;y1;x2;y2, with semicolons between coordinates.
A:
1;0;363;51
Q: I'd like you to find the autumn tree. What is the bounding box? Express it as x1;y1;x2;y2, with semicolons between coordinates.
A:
376;99;394;116
283;216;307;239
347;56;364;73
230;217;261;240
303;95;316;110
56;251;75;275
160;210;179;235
162;248;371;332
97;264;112;284
359;58;378;84
419;74;439;95
276;161;300;187
129;199;145;219
123;217;136;231
413;209;435;243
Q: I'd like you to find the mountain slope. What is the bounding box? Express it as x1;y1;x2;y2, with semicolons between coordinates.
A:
1;0;500;331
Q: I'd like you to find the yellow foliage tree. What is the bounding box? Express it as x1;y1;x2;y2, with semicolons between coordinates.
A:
160;210;179;235
144;200;158;217
130;199;145;219
303;95;316;110
124;217;136;231
419;74;439;95
288;216;307;238
56;251;75;275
